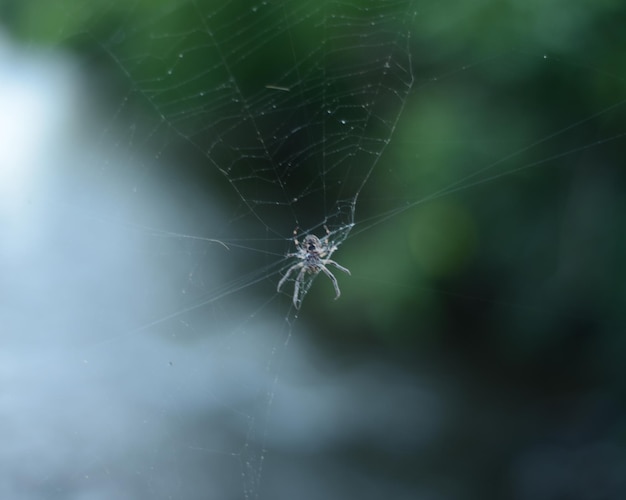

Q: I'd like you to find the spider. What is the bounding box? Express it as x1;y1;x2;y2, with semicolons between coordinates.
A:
277;226;351;308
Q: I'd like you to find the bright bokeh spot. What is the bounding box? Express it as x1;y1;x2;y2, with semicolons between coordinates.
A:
0;34;75;216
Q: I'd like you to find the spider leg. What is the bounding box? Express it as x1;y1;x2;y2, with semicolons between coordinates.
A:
320;265;342;300
323;225;331;247
277;262;303;292
293;266;307;308
325;259;351;275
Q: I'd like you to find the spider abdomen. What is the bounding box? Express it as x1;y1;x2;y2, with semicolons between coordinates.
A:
305;254;322;273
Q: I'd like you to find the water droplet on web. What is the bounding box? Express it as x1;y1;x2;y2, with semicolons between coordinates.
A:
167;69;173;75
340;119;346;124
178;53;184;58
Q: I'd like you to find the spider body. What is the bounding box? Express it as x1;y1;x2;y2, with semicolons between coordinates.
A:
277;227;350;308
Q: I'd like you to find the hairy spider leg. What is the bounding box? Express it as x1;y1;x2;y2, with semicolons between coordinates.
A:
293;266;308;308
320;266;341;299
325;259;351;275
277;262;303;292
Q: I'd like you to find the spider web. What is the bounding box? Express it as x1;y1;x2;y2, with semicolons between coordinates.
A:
3;0;626;499
85;0;416;319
